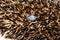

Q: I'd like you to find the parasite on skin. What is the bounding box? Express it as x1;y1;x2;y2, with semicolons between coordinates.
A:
26;14;36;21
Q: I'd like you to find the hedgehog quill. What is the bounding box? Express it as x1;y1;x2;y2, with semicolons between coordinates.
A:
0;0;60;40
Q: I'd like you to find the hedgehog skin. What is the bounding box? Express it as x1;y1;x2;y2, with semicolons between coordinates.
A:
0;0;60;40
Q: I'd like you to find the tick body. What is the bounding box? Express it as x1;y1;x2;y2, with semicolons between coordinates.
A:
27;14;36;21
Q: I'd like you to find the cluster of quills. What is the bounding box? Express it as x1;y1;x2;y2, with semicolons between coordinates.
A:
0;0;60;40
